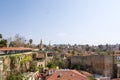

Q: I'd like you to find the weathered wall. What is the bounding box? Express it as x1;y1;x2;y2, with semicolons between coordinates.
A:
34;60;46;68
0;52;34;77
71;55;114;78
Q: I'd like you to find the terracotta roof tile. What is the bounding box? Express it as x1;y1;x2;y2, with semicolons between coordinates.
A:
114;54;120;56
46;70;89;80
80;71;92;77
112;78;120;80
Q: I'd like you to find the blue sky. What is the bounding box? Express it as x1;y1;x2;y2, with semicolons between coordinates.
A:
0;0;120;45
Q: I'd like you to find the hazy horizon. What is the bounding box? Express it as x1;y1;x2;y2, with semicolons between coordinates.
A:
1;0;120;45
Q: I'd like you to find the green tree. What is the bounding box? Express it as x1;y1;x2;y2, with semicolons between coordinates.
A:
0;34;2;39
0;34;7;47
85;44;90;51
89;77;96;80
47;62;57;69
72;65;84;70
6;72;23;80
29;39;33;47
30;62;39;72
98;45;103;51
9;41;15;47
0;39;7;47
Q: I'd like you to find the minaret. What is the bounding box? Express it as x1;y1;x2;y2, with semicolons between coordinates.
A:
48;41;52;50
39;39;43;50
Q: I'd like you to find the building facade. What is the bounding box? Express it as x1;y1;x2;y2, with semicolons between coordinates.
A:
71;55;115;78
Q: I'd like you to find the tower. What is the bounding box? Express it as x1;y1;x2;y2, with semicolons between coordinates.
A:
48;41;52;50
39;39;43;50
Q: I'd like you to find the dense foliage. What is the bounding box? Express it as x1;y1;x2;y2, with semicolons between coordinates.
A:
0;39;7;47
46;62;57;69
6;72;23;80
89;77;96;80
0;34;7;47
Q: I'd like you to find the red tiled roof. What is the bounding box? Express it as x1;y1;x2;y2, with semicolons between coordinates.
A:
46;68;56;76
0;47;32;51
112;78;120;80
80;71;92;77
114;54;120;56
46;70;89;80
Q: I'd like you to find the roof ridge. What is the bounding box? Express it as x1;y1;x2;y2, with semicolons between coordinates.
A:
71;70;88;78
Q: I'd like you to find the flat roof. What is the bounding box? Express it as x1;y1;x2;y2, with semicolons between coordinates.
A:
0;47;32;51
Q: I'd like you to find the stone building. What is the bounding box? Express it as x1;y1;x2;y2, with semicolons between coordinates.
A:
39;39;43;50
114;54;120;78
71;55;115;78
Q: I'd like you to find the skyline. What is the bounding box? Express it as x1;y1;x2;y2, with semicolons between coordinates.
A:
1;0;120;45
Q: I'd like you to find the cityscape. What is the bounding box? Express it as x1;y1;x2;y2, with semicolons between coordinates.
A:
0;34;120;80
1;0;120;80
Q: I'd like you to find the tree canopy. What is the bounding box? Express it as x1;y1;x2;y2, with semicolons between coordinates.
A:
9;34;26;47
46;62;57;69
0;34;7;47
0;34;2;39
29;39;33;47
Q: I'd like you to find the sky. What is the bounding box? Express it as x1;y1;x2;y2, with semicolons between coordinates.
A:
0;0;120;45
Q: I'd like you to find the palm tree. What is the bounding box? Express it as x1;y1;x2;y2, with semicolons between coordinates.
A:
29;39;33;47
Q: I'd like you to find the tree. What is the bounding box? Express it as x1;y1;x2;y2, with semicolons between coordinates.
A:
85;44;90;51
9;41;16;47
0;39;7;47
29;39;33;47
0;34;7;47
119;44;120;50
46;62;57;69
89;77;96;80
98;45;103;51
6;72;23;80
7;37;12;47
9;34;26;47
71;64;84;70
0;34;2;39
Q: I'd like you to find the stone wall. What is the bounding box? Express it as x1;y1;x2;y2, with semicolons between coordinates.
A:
0;52;35;78
71;55;114;78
